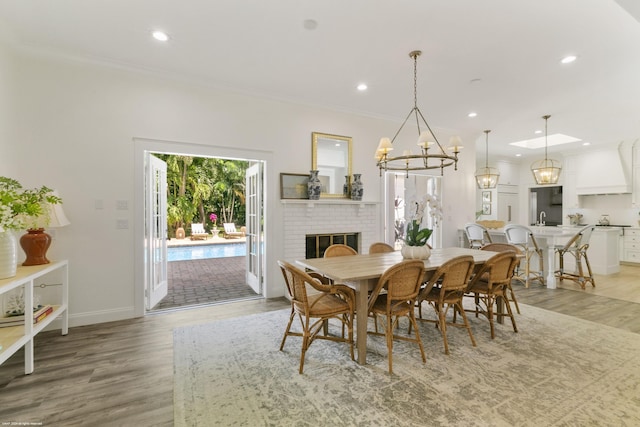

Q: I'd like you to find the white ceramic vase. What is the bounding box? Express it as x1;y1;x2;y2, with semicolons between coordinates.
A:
0;231;18;279
401;244;431;260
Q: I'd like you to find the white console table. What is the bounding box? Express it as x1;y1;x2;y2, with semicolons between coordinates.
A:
0;260;69;374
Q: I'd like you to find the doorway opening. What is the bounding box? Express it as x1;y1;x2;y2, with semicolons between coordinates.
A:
134;138;269;316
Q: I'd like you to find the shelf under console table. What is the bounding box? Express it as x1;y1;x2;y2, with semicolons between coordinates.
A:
0;260;69;374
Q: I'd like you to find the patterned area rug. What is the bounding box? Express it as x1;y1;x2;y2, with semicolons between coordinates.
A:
174;304;640;426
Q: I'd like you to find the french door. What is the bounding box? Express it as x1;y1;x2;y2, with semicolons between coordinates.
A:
245;162;263;294
145;154;168;309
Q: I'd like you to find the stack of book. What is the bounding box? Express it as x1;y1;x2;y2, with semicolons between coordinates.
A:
0;305;53;328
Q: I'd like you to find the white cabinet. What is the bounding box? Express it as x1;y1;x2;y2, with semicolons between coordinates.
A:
0;260;68;374
633;142;640;208
622;228;640;264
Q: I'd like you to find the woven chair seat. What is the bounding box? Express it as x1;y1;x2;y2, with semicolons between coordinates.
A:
299;293;351;316
370;294;413;317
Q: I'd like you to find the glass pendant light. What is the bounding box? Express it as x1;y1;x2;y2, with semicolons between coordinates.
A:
475;130;500;189
531;115;562;185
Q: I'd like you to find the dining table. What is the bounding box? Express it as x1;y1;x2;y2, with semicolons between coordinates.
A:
296;247;500;365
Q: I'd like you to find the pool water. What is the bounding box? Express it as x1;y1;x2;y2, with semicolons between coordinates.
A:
168;243;246;261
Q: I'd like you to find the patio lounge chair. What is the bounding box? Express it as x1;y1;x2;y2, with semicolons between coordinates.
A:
190;223;209;240
223;223;245;239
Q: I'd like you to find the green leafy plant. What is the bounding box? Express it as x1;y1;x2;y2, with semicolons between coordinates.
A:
0;177;62;231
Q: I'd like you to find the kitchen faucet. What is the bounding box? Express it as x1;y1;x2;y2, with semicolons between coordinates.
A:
539;211;546;226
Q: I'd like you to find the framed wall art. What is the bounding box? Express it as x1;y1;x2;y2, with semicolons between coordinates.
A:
280;173;309;199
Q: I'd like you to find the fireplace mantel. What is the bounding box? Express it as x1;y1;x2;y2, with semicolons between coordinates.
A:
282;200;381;261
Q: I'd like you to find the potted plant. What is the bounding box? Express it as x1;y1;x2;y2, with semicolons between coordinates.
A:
209;212;219;237
401;194;442;260
0;177;62;277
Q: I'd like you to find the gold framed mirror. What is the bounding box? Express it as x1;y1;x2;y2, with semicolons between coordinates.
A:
311;132;352;198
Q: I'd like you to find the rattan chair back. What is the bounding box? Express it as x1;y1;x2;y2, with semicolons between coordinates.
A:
369;242;394;254
324;244;358;257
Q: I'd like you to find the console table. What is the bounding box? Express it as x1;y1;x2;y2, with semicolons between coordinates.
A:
0;260;69;374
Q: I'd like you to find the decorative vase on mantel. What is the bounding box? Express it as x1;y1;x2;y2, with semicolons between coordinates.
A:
401;244;431;260
0;231;18;279
308;170;321;200
351;173;363;201
343;175;350;198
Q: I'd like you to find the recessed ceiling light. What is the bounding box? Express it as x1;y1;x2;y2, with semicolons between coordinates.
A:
357;83;368;91
583;142;591;146
468;112;477;118
534;130;542;134
152;31;169;42
515;154;522;157
561;55;577;64
303;19;318;30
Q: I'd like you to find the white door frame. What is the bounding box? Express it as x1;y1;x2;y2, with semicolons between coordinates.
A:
133;138;274;316
145;154;168;309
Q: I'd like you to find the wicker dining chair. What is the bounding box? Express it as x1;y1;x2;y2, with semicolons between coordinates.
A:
367;260;427;374
480;243;522;314
415;255;477;355
324;244;358;257
465;251;520;339
554;225;596;289
369;242;395;254
278;260;355;374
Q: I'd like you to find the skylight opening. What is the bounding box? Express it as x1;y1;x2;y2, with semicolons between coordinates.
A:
509;133;581;149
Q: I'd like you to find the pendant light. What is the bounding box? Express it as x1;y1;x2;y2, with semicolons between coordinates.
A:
475;130;500;189
531;115;562;185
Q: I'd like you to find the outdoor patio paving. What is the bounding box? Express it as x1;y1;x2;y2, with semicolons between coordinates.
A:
152;237;258;311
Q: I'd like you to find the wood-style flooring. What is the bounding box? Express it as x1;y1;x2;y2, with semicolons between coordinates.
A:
0;264;638;426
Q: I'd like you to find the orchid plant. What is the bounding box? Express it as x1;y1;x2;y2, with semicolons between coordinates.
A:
404;194;442;247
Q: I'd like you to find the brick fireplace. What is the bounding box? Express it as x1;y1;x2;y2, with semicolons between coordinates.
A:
281;200;381;261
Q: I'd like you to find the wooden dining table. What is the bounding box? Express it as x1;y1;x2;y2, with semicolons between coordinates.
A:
296;247;500;364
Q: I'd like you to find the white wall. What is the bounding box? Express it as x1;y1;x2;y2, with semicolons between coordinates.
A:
2;48;476;326
0;42;16;175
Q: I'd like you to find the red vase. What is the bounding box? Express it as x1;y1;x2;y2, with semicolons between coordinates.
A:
20;228;52;266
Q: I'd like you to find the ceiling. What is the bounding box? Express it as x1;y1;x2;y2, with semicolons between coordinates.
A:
1;0;639;162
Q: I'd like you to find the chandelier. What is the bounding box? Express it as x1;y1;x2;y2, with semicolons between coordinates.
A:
375;50;462;176
475;130;500;189
531;115;562;185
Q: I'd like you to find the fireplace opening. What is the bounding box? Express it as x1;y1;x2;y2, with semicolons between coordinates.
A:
305;233;360;259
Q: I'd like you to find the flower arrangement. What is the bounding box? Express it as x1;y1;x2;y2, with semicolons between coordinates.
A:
209;212;218;230
0;176;61;232
404;194;442;246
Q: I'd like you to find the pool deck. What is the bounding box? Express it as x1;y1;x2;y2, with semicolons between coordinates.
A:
167;235;246;247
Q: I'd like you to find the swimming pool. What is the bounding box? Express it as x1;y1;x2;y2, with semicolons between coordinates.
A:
168;243;246;261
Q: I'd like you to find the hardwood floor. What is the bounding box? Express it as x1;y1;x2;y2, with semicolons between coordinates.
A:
0;264;638;425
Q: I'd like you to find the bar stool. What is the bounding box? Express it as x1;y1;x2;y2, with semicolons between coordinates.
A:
464;223;492;249
554;225;596;289
504;224;544;288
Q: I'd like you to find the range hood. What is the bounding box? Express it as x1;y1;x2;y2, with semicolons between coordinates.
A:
575;143;632;195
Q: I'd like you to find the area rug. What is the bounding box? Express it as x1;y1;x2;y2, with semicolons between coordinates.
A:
174;304;640;426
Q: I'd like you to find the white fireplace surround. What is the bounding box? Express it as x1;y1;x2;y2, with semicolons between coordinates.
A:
281;200;381;261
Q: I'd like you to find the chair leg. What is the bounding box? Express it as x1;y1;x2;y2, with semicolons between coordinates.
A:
456;302;477;347
486;296;496;339
280;309;295;351
583;251;596;287
386;315;394;374
507;282;521;315
502;293;518;333
439;309;450;355
408;311;426;363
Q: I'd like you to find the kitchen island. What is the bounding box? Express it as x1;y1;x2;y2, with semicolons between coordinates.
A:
459;225;622;288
